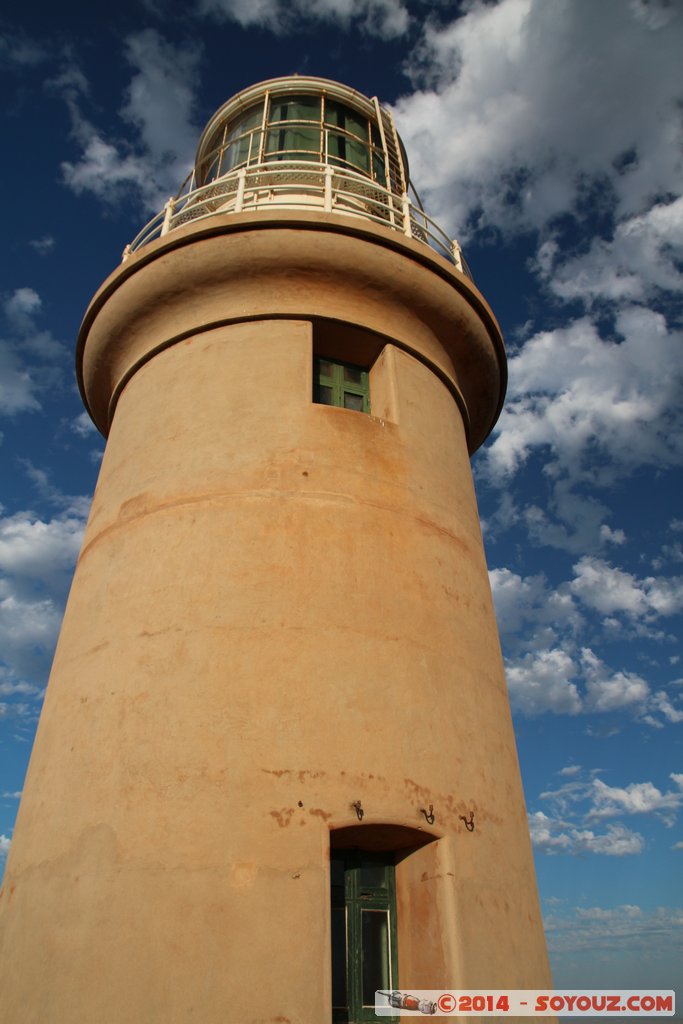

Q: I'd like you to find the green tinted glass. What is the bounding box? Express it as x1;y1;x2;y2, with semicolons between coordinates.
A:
343;393;364;412
359;860;386;889
361;910;390;1006
325;100;368;141
313;358;369;414
265;126;320;156
226;104;264;142
270;94;321;122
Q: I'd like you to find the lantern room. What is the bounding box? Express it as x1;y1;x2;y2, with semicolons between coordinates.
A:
125;76;467;271
194;77;407;196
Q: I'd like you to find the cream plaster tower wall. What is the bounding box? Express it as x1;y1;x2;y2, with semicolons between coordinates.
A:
0;77;553;1023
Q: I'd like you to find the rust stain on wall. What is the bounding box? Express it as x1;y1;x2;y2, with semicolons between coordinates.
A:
269;808;294;828
308;808;332;821
261;768;326;782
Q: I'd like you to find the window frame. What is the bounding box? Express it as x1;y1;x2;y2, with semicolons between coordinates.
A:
331;849;399;1023
314;357;370;414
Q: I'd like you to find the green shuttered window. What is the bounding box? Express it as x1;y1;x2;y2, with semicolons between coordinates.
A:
315;358;370;413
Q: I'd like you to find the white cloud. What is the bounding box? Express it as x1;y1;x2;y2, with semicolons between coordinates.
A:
521;485;621;556
589;775;683;825
539;777;595;814
28;235;55;256
392;0;682;237
491;563;681;722
490;567;580;644
571;825;645;856
0;702;31;720
4;288;42;328
506;648;581;716
0;577;65;683
0;675;40;698
484;310;683;484
0;505;88;686
59;31;202;211
62;135;153;204
0;32;47;68
582;650;650;713
71;411;97;438
529;810;643;856
545;903;683;958
539;197;683;307
0;834;10;858
20;461;92;519
0;288;66;417
599;525;626;546
655;692;683;724
570;557;683;621
653;540;683;570
528;811;572;853
0;342;40;416
531;764;683;863
389;3;682;569
489;568;582;714
0;512;85;586
195;0;409;38
537;766;683;848
120;30;201;185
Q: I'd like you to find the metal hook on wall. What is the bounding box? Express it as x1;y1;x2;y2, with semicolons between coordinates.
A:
421;804;436;825
459;812;475;832
352;800;364;821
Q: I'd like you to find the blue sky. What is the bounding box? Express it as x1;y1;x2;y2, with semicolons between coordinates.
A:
1;0;682;997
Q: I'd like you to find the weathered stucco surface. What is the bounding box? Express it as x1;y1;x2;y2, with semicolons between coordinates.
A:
0;215;552;1023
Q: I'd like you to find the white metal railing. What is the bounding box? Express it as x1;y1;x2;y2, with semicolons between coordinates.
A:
123;161;471;277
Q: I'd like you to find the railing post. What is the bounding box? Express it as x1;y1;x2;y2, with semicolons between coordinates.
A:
160;197;175;236
401;193;412;238
121;244;132;263
235;167;247;213
452;239;464;272
324;165;333;212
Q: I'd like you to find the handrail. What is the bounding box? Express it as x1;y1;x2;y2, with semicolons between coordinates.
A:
124;161;471;278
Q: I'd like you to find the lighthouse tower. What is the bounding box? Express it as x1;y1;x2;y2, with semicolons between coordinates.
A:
0;77;552;1022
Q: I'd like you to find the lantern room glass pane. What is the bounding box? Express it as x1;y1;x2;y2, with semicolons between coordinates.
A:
269;94;321;123
202;103;265;178
224;132;262;171
328;134;370;174
265;126;320;160
325;100;367;141
226;103;264;141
